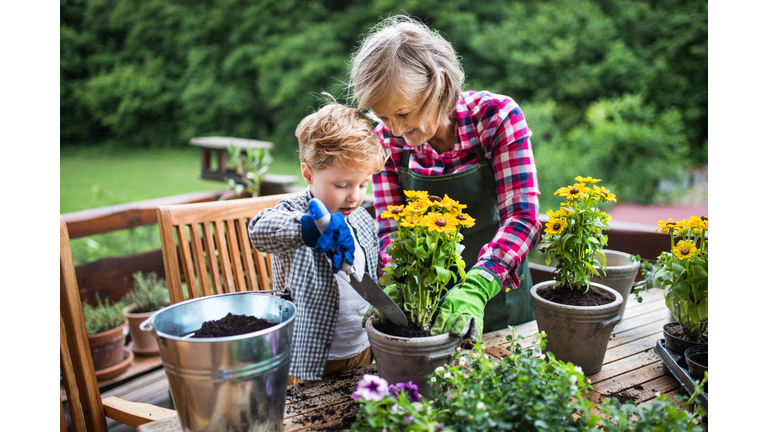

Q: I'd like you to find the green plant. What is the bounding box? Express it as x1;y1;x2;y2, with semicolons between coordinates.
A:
643;216;708;341
351;330;706;431
540;176;615;292
379;191;476;331
125;272;169;313
82;294;126;336
224;143;274;197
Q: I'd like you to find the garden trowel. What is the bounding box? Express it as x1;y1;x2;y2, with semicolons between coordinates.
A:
309;198;408;327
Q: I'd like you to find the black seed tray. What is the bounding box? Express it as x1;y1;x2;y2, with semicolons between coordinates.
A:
654;339;708;416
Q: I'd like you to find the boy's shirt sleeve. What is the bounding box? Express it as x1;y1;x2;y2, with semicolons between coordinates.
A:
248;202;307;254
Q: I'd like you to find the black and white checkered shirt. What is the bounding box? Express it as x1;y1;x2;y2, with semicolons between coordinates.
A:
248;189;379;380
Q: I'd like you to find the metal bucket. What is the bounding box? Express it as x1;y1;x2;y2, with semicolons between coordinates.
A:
141;292;295;432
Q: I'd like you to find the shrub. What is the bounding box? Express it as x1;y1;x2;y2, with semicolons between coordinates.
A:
125;272;169;313
82;294;126;335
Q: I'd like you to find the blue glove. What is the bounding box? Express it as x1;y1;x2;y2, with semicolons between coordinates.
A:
312;212;355;273
430;267;501;343
300;214;321;247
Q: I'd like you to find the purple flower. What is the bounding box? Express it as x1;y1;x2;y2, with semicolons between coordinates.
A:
388;381;422;402
351;374;389;401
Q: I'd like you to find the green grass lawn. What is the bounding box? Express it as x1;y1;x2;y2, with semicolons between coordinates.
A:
61;146;306;213
61;146;307;265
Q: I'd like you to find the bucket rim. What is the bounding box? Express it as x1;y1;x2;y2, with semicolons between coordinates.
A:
143;291;296;342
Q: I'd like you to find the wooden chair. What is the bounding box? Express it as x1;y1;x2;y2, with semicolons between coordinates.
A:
60;217;176;432
157;193;296;304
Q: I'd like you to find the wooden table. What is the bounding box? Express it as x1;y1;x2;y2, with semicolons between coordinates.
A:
138;288;702;432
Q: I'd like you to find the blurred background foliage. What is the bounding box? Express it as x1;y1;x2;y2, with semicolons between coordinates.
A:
61;0;706;206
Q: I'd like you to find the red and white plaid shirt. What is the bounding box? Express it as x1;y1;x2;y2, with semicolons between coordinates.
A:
373;90;541;289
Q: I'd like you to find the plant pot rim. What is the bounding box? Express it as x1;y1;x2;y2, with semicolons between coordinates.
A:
363;314;461;343
530;281;623;312
87;319;128;339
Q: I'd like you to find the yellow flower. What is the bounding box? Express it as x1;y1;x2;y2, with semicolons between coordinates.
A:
674;219;690;235
545;217;568;235
404;190;429;201
423;212;459;233
381;205;406;220
440;195;467;212
593;186;617;202
656;218;677;234
454;212;476;228
575;176;602;186
404;199;431;215
688;216;708;233
672;240;697;259
547;208;572;219
399;216;422;228
555;183;588;201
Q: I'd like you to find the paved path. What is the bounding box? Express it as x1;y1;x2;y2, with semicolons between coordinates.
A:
607;203;708;227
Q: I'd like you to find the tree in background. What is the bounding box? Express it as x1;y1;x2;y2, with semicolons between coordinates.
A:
60;0;706;204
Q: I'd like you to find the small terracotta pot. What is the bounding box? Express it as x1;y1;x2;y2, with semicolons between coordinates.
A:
123;304;163;355
87;320;128;371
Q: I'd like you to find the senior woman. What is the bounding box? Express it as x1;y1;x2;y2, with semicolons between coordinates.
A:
349;15;542;342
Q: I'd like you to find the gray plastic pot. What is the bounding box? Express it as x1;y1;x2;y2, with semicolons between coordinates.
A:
530;281;623;375
364;314;461;399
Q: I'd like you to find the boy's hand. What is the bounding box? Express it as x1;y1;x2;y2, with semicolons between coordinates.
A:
312;212;355;273
429;267;501;343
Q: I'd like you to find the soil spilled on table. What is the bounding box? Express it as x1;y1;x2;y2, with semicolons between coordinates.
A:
190;312;275;338
538;284;615;306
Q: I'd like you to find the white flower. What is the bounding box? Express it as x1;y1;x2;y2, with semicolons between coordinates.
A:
540;330;546;336
435;366;444;372
655;392;661;397
457;347;462;352
459;357;467;365
538;354;546;360
569;375;578;384
444;372;452;379
431;377;437;383
476;401;485;410
570;385;578;393
574;366;583;374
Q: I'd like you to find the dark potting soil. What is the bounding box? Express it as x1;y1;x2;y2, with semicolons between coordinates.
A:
538;284;615;306
665;322;708;344
374;319;432;338
190;312;275;338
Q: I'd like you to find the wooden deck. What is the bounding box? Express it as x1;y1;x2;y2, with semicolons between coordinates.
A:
133;287;705;431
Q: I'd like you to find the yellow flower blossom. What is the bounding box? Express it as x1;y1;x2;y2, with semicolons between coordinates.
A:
674;219;690;235
547;208;572;219
381;205;406;220
545;217;568;235
454;212;476;228
656;218;677;234
672;240;697;260
555;183;588;201
688;216;708;233
399;216;422;228
404;190;429;201
423;212;459;233
575;176;602;186
440;194;467;211
404;199;431;216
593;186;616;202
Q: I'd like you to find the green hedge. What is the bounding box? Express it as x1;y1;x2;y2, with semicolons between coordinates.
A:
61;0;706;203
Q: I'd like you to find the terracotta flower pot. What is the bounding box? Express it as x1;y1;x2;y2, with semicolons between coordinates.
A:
530;281;623;375
87;320;128;372
123;304;162;355
364;314;462;399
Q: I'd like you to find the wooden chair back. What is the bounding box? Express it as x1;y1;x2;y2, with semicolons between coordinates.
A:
157;193;295;304
61;217;176;432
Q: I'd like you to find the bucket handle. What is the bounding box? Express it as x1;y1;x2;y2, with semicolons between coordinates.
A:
140;316;155;332
600;314;622;330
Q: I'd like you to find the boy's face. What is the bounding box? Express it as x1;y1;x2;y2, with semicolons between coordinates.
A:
302;163;372;217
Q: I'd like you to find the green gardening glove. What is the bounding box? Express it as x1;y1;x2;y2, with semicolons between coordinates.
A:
362;284;405;327
429;267;501;342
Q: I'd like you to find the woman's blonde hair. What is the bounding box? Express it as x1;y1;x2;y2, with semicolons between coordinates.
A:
348;15;464;127
296;94;386;174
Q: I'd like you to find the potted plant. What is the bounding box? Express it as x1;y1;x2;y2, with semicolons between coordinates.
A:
364;190;475;397
82;294;131;378
529;176;624;375
650;216;708;356
223;143;273;197
122;271;170;355
350;331;706;431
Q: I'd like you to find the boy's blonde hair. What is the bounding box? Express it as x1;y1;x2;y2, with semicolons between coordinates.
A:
348;15;465;128
296;95;386;174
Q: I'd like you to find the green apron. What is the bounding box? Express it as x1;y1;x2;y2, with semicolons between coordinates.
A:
398;147;535;332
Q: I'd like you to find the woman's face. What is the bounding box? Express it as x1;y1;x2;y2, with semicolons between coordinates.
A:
369;94;440;148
